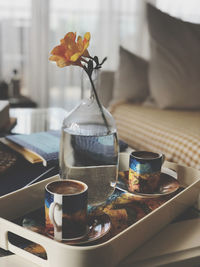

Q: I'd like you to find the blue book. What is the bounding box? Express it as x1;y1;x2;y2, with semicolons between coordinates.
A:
4;130;61;166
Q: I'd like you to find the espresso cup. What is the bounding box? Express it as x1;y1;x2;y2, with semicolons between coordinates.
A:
45;179;88;241
129;151;165;194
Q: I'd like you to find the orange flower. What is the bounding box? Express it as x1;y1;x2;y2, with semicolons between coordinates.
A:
49;32;90;67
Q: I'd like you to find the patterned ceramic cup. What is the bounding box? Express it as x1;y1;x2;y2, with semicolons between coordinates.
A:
129;151;165;194
45;179;88;241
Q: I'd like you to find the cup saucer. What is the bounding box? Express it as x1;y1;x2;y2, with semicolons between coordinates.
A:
23;213;111;246
113;168;180;199
63;214;111;245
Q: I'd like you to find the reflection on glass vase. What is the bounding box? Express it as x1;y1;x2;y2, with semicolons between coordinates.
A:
59;71;119;206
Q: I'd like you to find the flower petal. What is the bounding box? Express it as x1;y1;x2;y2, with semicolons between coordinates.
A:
82;49;90;58
84;32;90;41
56;58;70;68
70;52;82;62
64;32;76;42
77;36;83;51
49;55;60;61
49;55;69;67
50;45;66;57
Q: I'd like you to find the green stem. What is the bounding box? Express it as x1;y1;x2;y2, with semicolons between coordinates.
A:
84;68;110;134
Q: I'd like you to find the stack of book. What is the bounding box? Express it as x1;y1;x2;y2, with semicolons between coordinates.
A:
0;130;60;196
2;130;61;166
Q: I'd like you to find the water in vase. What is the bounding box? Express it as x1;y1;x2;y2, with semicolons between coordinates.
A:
59;124;119;206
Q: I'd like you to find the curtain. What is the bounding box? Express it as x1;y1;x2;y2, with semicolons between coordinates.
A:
30;0;49;107
0;0;31;95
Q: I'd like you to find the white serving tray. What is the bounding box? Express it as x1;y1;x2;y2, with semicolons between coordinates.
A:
0;153;200;267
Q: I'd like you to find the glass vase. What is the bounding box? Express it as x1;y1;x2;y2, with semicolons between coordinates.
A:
59;70;119;206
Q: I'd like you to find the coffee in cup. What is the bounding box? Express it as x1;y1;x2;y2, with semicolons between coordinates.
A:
45;179;88;241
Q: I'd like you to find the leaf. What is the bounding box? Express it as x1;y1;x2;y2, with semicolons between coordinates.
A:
93;56;99;65
101;57;107;65
88;60;93;76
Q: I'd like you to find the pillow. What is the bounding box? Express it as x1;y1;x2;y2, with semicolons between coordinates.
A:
147;4;200;109
113;47;149;102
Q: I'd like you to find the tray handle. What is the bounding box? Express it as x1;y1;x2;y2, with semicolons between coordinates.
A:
0;217;50;267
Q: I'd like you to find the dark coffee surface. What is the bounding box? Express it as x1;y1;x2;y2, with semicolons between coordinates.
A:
47;180;85;195
132;151;160;159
